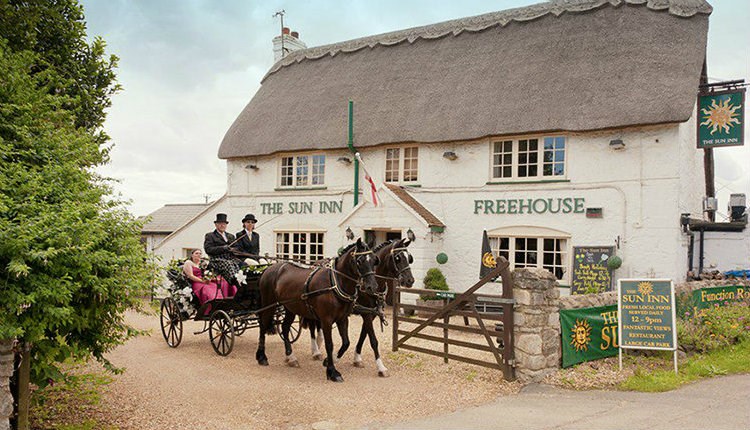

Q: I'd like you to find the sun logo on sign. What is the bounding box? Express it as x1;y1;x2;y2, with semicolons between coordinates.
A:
570;319;592;352
700;97;742;135
482;252;497;268
637;281;653;297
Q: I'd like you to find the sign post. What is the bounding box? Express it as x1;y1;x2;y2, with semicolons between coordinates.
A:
617;279;678;374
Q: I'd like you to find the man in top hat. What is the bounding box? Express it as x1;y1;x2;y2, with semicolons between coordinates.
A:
203;213;236;260
235;213;260;257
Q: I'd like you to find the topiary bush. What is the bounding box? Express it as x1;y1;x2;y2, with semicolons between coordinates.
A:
421;268;449;300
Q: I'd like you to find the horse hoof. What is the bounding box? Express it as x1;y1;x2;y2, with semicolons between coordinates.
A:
353;361;365;368
258;358;269;366
312;353;323;361
328;375;344;383
286;359;300;368
378;370;389;378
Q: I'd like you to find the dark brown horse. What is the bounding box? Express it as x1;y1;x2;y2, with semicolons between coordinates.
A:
255;238;380;382
307;238;415;376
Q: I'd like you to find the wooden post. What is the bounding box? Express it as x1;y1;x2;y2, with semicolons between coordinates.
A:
16;343;30;430
392;286;400;352
443;297;449;364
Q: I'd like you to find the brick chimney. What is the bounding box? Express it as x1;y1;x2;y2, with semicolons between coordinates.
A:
273;28;307;62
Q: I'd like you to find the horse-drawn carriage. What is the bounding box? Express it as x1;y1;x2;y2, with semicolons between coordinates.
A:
160;237;416;382
159;261;301;356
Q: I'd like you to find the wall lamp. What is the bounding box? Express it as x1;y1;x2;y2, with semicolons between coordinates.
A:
337;156;352;165
609;139;625;151
442;151;458;160
345;227;354;240
245;164;259;170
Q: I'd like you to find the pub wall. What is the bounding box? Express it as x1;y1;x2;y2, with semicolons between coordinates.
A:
162;121;709;294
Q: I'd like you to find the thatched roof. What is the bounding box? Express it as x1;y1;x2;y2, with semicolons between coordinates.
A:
219;0;711;159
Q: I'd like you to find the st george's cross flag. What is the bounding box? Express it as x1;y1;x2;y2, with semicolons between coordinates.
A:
355;152;380;206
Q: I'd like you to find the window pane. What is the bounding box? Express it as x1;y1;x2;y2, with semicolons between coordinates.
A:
385;148;400;182
403;147;418;182
296;156;309;186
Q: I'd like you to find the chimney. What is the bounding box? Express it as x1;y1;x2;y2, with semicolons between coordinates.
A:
273;28;307;62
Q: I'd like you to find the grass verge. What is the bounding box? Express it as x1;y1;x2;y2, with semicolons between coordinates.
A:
619;341;750;392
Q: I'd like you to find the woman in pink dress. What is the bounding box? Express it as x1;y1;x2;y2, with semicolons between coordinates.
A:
183;249;234;314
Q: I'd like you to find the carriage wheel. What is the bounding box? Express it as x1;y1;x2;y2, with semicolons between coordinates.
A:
160;298;183;348
275;313;302;344
209;310;235;356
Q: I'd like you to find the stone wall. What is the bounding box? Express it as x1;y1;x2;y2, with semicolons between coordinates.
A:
409;270;747;382
514;277;750;382
512;268;560;382
0;340;13;430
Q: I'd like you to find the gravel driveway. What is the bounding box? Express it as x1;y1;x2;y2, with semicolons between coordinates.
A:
94;308;520;429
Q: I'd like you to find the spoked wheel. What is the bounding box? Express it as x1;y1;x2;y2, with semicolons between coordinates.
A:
160;298;183;348
275;311;302;344
209;310;235;356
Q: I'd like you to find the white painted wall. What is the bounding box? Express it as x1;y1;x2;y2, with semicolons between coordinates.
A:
160;120;718;293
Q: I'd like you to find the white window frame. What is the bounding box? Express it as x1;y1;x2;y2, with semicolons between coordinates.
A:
490;136;567;181
275;231;325;262
278;153;326;188
487;227;570;284
384;146;419;184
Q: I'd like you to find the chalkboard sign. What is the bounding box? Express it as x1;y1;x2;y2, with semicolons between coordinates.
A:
571;246;615;294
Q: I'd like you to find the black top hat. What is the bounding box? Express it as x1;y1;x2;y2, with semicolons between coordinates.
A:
214;213;229;224
242;213;258;223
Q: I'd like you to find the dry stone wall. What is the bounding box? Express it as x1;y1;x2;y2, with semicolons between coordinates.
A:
513;276;750;381
512;268;560;382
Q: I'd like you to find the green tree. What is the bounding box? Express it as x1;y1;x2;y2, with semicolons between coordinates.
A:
0;0;149;390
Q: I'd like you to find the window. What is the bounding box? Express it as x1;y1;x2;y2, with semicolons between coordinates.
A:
488;235;568;282
385;146;418;183
275;231;325;262
280;154;325;187
491;136;566;180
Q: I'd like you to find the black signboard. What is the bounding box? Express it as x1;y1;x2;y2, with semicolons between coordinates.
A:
571;246;615;294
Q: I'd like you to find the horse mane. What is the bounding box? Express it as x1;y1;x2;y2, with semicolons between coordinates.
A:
372;239;396;253
339;242;359;255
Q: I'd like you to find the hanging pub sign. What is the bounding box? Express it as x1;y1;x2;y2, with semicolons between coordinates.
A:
618;279;678;373
697;86;745;149
570;246;615;294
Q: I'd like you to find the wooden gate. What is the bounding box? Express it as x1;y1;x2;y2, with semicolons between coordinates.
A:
392;258;515;381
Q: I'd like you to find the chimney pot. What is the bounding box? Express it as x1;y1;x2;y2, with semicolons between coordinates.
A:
282;27;290;35
291;31;299;38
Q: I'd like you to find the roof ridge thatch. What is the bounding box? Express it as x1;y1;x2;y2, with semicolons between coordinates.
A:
264;0;712;80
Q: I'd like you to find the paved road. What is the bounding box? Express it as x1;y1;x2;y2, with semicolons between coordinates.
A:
376;374;750;430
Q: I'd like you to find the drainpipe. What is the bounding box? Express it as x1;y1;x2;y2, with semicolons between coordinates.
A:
347;100;359;206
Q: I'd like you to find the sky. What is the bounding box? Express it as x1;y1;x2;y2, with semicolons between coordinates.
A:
80;0;750;218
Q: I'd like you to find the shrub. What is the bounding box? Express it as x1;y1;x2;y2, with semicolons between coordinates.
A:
678;300;750;353
421;268;449;300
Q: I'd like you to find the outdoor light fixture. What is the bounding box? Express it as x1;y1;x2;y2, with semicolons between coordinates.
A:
406;228;416;242
609;139;625;150
245;164;259;170
337;156;352;165
345;227;354;240
442;151;458;160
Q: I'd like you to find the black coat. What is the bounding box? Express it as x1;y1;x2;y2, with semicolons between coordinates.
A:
204;230;236;259
234;230;260;256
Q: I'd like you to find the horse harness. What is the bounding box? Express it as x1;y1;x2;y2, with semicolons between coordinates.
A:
298;250;374;320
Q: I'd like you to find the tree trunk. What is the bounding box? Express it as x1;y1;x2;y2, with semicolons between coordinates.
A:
15;343;30;430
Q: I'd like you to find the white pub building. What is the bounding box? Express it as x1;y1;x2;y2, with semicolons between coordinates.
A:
155;0;724;294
